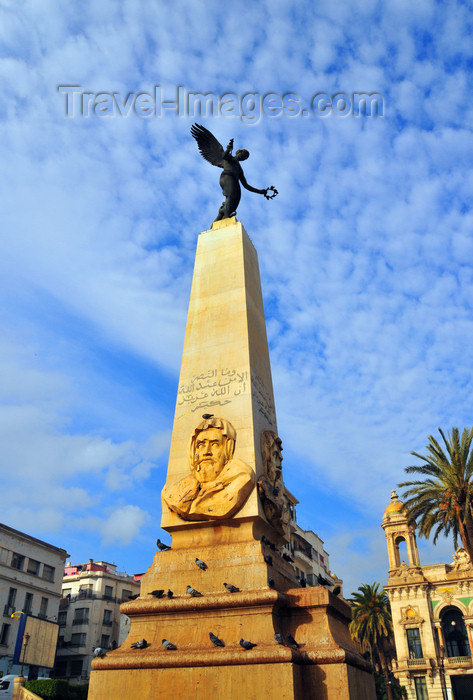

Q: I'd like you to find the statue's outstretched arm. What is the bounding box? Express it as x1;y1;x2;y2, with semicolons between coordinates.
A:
239;172;266;195
240;173;278;200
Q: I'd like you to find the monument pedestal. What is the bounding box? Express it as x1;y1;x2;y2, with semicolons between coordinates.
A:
88;219;375;699
90;584;373;699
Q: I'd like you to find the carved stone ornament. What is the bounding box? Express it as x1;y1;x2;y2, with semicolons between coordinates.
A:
439;589;455;605
390;562;425;581
162;416;255;521
257;430;291;534
451;547;473;571
399;606;424;627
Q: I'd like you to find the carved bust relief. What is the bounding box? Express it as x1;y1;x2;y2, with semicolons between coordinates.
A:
257;430;291;534
162;416;255;521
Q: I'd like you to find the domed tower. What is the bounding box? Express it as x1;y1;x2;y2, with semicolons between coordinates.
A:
382;489;420;572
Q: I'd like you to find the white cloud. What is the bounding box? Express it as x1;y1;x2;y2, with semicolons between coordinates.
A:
101;505;149;546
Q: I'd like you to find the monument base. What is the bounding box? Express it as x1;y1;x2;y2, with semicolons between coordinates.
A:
89;585;375;699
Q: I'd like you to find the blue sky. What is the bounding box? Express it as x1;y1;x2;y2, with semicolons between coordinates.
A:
1;0;473;595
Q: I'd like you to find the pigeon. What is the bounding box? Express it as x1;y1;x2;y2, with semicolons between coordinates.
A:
282;553;294;563
131;639;148;649
287;634;301;649
93;647;106;658
127;593;140;600
268;578;275;588
187;585;203;597
166;589;174;598
317;574;331;587
261;535;277;551
274;633;284;645
264;554;273;566
223;582;239;593
300;578;307;588
162;639;177;650
156;539;171;551
149;589;165;598
195;557;208;570
240;638;257;650
202;413;214;419
332;585;341;597
209;632;225;647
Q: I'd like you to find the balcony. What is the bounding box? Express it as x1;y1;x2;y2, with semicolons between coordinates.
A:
407;658;428;668
445;656;472;668
102;620;113;627
72;618;89;626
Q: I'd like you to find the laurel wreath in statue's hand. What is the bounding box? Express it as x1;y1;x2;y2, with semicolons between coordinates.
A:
264;186;278;200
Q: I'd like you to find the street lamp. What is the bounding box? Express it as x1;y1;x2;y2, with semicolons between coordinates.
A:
439;645;447;700
20;632;30;676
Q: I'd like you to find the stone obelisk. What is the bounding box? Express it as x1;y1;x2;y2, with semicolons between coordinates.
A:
162;216;277;529
89;218;375;700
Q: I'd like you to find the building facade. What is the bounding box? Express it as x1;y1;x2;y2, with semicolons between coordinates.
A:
0;523;69;677
382;490;473;700
282;491;339;590
55;560;141;683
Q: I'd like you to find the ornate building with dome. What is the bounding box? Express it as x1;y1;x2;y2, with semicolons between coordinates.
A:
382;490;473;700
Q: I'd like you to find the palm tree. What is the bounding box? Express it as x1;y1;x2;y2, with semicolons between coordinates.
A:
350;583;394;700
399;427;473;563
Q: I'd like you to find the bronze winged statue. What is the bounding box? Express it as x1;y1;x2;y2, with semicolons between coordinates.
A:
191;123;278;222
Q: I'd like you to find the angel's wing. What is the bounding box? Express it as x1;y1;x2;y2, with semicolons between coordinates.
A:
191;123;225;167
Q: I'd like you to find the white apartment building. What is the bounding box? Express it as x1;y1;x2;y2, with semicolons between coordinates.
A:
55;559;141;683
0;523;69;677
282;492;339;590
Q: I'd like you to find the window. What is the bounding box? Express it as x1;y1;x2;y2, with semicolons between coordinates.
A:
104;585;113;600
0;623;10;645
122;589;133;602
58;611;67;626
42;564;55;582
414;676;428;700
102;609;112;626
406;628;423;659
70;659;83;676
70;633;86;647
78;584;93;599
441;606;471;657
11;552;25;571
27;558;40;576
4;587;17;616
100;634;110;648
23;592;33;614
39;597;48;618
7;588;17;607
73;608;89;625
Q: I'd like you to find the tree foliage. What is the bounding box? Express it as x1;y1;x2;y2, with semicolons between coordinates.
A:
398;427;473;561
350;582;392;647
350;583;394;700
